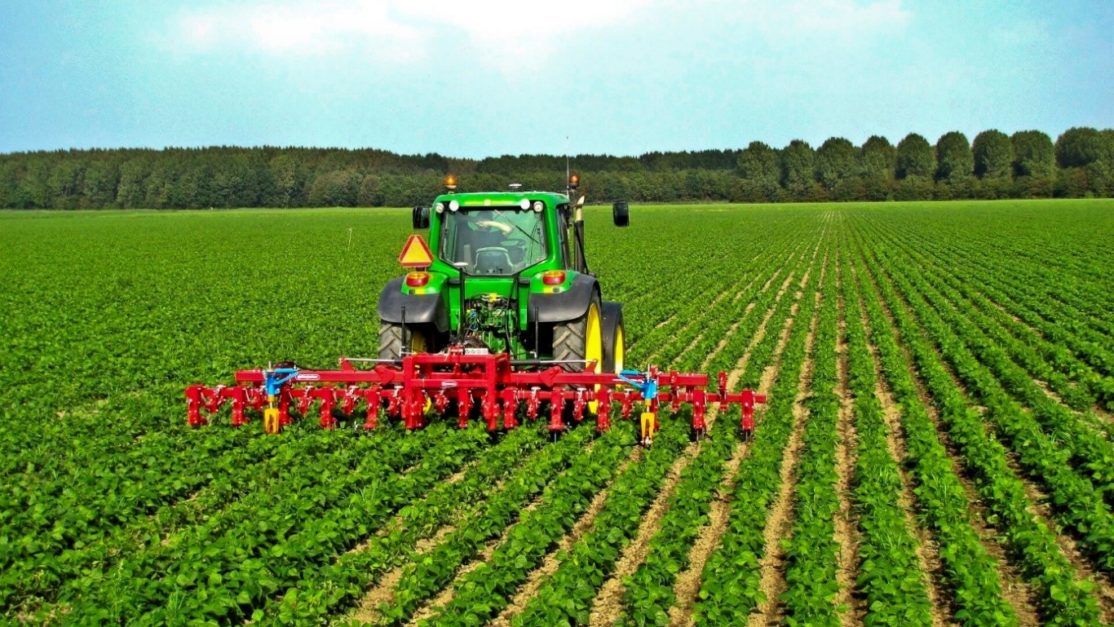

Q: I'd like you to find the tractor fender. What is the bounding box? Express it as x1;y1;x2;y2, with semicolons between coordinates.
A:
530;274;600;324
377;277;450;332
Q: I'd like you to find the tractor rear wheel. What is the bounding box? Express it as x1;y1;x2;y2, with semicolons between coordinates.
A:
553;295;604;373
601;301;624;374
378;322;433;360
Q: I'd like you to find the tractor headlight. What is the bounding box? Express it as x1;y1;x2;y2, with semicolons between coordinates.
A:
448;200;460;212
435;202;445;214
519;199;530;210
532;201;544;212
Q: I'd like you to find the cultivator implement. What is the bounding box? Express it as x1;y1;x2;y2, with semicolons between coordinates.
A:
186;349;765;444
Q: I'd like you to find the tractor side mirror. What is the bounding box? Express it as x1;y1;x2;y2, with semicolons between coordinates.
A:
612;201;630;227
412;206;430;229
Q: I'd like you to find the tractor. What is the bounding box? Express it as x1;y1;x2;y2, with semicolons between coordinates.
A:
185;175;764;445
379;174;626;378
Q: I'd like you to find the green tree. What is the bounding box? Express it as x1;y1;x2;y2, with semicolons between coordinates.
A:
815;137;857;190
1011;130;1055;178
1055;127;1111;168
858;136;895;201
971;129;1013;178
736;141;781;201
779;140;815;199
307;169;359;206
934;131;973;181
895;133;935;179
859;135;896;178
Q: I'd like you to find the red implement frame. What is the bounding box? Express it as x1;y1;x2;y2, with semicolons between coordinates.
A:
185;350;766;437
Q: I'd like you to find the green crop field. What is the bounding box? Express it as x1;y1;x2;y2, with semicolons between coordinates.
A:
1;200;1112;625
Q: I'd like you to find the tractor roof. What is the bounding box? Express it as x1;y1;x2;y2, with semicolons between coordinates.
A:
432;190;570;208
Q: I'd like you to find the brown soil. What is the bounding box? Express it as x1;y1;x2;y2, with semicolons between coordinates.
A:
833;283;867;626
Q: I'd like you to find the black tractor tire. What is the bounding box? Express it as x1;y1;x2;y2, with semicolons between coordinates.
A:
378;322;434;360
601;301;625;374
552;294;604;373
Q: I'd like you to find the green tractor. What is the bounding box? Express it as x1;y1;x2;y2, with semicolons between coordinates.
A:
377;175;630;376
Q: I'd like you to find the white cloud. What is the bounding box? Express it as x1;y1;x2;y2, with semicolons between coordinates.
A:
729;0;911;42
171;0;653;69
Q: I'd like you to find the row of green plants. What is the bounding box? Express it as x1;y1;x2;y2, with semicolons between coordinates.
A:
612;233;822;625
848;247;1018;624
258;418;558;623
873;204;1111;324
867;236;1114;574
623;225;805;367
692;243;823;624
778;252;844;624
508;409;691;625
854;232;1103;624
413;423;638;625
892;226;1114;416
865;222;1113;482
371;425;606;624
3;421;412;613
418;247;812;626
66;423;488;622
890;215;1114;379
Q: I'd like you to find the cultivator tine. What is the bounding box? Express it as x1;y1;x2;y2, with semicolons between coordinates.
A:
548;388;565;434
596;387;611;432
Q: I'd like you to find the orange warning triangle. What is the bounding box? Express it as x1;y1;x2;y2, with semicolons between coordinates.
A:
398;234;434;268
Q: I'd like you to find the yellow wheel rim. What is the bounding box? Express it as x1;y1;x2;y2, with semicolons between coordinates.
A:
408;330;427;354
586;302;603;414
614;325;624;374
585;303;602;374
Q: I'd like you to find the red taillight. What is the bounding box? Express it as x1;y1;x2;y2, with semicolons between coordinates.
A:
405;272;430;287
542;270;566;286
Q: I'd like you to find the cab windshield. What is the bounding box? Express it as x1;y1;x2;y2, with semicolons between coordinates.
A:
439;207;548;276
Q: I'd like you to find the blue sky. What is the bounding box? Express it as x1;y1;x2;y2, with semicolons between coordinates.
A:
1;0;1111;158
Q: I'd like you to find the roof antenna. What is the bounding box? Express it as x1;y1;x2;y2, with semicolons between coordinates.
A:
565;135;571;195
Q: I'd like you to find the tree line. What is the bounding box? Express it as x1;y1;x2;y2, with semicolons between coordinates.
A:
0;128;1111;209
